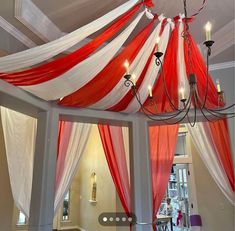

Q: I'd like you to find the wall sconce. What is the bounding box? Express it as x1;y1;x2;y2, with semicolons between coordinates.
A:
89;172;97;204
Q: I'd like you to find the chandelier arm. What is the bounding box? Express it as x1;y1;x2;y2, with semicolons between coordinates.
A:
135;93;184;121
186;91;197;127
206;108;235;116
193;88;214;122
168;102;192;124
182;86;194;110
151;99;185;118
194;84;235;117
140;110;177;124
133;88;187;122
199;107;215;122
202;107;229;120
193;87;231;119
140;104;191;124
159;58;181;111
131;84;185;119
208;103;235;111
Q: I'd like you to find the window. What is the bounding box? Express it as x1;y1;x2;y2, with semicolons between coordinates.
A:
62;191;70;221
17;211;27;225
175;132;187;156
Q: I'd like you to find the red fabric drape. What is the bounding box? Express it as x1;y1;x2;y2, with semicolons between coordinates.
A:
108;46;156;111
98;124;131;215
184;33;220;108
143;24;179;113
56;121;73;191
60;18;157;107
144;0;155;7
207;119;235;192
57;121;65;158
149;124;179;226
0;3;142;85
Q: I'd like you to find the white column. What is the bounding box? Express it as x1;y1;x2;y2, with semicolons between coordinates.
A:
129;114;153;231
29;109;59;231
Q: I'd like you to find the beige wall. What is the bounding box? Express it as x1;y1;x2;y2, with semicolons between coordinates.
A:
75;124;117;231
191;139;234;231
52;124;129;231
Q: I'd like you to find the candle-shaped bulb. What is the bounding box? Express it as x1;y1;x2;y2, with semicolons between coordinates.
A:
124;60;129;74
179;87;185;100
132;73;136;86
156;36;160;52
216;79;221;92
205;21;212;41
148;85;153;98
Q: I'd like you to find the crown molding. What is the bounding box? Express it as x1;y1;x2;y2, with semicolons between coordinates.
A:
0;16;36;48
15;0;64;42
209;61;235;71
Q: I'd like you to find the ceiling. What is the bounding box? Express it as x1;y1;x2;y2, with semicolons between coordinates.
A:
0;0;234;64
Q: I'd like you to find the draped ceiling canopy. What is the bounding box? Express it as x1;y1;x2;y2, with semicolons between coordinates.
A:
0;0;220;115
0;0;234;223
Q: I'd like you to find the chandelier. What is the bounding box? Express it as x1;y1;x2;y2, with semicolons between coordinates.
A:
123;0;235;127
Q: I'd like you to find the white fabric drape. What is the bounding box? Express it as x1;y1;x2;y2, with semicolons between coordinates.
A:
0;107;92;216
0;107;37;217
123;19;173;113
90;16;165;110
187;122;235;205
0;0;139;72
54;122;92;213
21;12;144;101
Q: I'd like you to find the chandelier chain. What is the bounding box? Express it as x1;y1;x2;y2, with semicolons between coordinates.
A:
183;0;193;74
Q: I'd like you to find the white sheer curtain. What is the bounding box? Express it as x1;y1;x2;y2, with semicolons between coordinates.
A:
54;122;92;213
187;122;235;205
0;0;139;72
0;107;92;217
21;12;144;101
0;107;37;217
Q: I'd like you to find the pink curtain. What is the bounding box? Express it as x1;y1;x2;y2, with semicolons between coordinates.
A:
206;119;235;192
149;124;179;226
98;124;131;214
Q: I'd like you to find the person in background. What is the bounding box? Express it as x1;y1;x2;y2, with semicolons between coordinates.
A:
165;197;173;216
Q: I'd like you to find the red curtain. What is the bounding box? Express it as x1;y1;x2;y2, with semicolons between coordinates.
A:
108;19;170;112
207;119;235;192
0;3;142;85
184;32;220;109
98;124;131;215
149;124;179;225
108;46;156;112
143;22;179;113
60;17;157;107
56;121;73;192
